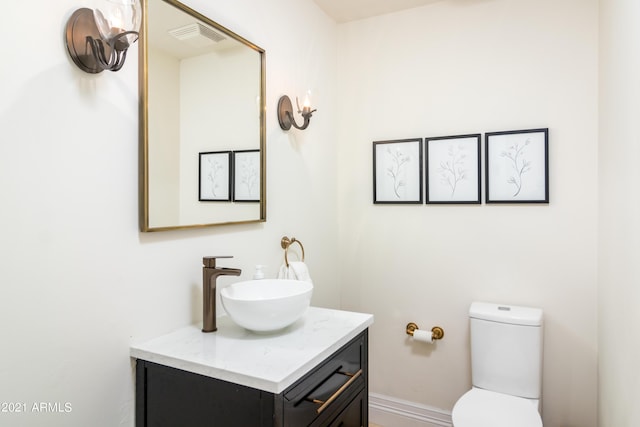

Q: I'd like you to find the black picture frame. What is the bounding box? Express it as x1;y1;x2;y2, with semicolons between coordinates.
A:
373;138;423;204
199;151;232;202
232;149;261;202
425;134;481;204
485;128;549;203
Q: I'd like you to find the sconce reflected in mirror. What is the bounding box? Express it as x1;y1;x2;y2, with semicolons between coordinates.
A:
65;0;142;73
277;94;317;131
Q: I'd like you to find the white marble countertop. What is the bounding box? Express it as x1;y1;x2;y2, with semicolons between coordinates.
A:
130;307;374;394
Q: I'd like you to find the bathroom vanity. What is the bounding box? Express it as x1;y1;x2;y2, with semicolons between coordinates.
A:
131;307;373;427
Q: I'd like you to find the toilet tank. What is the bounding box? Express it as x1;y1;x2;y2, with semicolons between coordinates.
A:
469;302;543;399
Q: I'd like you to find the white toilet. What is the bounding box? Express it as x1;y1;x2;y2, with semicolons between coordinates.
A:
452;302;544;427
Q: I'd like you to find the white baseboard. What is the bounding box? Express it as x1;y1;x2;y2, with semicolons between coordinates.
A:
369;393;453;427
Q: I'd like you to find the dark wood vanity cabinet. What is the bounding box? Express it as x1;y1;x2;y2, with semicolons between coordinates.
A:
136;330;368;427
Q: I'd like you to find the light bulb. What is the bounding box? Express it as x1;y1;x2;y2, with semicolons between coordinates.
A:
302;91;312;114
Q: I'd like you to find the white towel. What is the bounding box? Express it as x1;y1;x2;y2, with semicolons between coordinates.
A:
277;261;313;284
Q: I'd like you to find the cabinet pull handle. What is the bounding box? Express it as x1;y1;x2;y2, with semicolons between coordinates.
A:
308;369;363;414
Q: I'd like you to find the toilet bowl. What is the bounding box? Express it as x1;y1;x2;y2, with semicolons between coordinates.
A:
452;387;542;427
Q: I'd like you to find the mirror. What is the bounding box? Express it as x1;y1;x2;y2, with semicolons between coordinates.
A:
140;0;266;231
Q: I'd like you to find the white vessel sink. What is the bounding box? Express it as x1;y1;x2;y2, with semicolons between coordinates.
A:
221;279;313;332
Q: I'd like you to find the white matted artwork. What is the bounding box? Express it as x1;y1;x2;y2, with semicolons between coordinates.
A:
426;134;481;204
485;128;549;203
199;151;231;201
373;138;423;204
233;149;261;202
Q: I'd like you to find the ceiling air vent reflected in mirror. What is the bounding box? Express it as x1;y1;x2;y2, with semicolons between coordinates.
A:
168;22;226;47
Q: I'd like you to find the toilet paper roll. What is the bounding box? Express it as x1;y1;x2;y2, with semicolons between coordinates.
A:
412;329;433;344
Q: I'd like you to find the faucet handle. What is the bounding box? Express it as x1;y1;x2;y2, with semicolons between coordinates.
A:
203;256;234;268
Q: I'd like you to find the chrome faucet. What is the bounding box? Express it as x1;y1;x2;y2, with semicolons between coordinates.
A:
202;256;241;333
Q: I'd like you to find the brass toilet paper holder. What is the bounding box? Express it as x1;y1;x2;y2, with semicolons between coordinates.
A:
406;322;445;340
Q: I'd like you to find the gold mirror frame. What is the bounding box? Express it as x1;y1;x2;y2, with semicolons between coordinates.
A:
139;0;266;232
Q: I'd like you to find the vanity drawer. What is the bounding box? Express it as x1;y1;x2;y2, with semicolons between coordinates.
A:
281;331;367;427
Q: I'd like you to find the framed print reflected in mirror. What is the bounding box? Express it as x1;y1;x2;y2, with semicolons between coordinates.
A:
199;151;231;202
233;150;260;202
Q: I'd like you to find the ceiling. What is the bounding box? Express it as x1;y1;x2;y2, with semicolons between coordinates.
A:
312;0;443;23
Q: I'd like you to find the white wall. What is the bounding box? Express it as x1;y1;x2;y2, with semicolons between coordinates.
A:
0;0;338;425
148;47;180;225
598;1;640;426
336;1;599;426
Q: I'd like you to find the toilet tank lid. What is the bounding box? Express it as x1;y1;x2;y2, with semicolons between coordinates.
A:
470;302;543;326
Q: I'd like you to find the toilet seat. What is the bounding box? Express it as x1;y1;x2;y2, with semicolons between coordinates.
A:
452;387;542;427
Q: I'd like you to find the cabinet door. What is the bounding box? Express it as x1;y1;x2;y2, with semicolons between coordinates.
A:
137;361;275;427
328;389;366;427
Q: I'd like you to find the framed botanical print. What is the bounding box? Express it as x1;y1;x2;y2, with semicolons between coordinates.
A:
232;149;261;202
425;134;481;204
199;151;232;202
485;128;549;203
373;138;423;204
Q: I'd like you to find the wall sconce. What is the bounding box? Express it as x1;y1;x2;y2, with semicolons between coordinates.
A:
65;0;142;73
277;95;317;130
